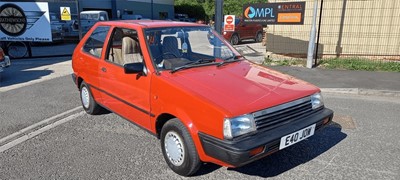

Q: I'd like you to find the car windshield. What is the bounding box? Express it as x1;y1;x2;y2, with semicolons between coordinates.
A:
144;26;240;71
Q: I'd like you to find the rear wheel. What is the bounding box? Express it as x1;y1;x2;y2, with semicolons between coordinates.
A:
255;31;263;42
160;118;201;176
7;41;27;58
230;34;240;45
80;81;104;115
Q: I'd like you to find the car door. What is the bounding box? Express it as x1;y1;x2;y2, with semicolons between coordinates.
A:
79;25;111;103
99;26;151;129
236;18;250;39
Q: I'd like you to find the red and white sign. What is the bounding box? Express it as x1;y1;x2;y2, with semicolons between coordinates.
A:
224;15;235;32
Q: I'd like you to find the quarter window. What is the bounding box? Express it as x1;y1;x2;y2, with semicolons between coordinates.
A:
83;26;110;58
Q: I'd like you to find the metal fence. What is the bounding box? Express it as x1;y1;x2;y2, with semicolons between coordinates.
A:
266;0;400;61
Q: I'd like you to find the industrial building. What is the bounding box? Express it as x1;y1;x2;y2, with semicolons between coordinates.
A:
2;0;175;20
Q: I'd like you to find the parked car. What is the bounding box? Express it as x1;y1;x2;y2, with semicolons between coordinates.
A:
223;18;263;45
71;20;333;176
0;47;11;72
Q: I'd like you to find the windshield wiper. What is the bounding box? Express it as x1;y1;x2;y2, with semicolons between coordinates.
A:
186;58;215;66
217;55;243;67
170;58;216;73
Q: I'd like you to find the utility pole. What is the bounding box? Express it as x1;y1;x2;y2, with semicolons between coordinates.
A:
307;0;318;68
214;0;223;58
76;0;82;40
214;0;223;34
151;0;154;20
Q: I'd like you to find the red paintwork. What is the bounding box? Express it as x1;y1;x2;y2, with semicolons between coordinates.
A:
222;18;263;43
72;20;320;167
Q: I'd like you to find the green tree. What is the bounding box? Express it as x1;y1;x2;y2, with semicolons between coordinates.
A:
175;0;268;21
224;0;268;17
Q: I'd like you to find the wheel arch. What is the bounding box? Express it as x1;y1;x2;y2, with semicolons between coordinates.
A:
77;76;84;89
231;32;240;39
255;30;263;41
155;113;177;139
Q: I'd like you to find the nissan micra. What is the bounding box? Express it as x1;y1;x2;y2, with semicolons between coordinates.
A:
71;20;333;176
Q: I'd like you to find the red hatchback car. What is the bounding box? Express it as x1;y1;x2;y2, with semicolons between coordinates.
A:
223;18;263;45
72;20;333;176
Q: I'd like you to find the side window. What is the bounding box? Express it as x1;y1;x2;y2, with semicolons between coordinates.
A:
106;28;143;66
83;26;110;58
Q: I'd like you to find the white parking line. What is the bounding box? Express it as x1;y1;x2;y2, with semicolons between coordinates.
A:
0;111;85;153
0;106;82;144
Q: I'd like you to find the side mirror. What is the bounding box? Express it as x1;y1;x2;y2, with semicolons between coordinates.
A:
124;62;145;74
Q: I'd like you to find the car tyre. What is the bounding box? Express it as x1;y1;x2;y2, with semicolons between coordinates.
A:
230;33;240;45
7;41;28;58
255;31;263;42
160;118;201;176
80;81;104;115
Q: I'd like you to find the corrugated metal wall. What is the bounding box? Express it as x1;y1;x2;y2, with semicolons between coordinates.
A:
266;0;400;59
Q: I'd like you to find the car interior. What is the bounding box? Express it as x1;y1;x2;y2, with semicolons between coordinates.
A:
107;28;143;66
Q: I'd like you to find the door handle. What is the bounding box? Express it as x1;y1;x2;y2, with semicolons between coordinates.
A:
101;67;107;72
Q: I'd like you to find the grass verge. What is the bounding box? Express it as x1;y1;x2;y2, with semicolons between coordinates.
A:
319;58;400;72
264;57;400;72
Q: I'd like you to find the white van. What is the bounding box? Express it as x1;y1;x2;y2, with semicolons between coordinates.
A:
80;11;109;35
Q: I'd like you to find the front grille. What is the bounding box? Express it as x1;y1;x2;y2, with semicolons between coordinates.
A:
253;96;319;131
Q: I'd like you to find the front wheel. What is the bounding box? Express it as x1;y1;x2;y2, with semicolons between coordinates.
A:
161;118;201;176
230;34;240;45
255;31;263;42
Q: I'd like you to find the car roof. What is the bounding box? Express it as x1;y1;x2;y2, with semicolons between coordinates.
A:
81;11;106;14
96;20;208;28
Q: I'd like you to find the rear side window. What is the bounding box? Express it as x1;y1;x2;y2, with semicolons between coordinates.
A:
83;26;110;58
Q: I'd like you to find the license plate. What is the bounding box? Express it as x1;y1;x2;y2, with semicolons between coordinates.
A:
279;124;316;150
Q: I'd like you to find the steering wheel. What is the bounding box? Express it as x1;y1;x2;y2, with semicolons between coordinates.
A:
154;52;179;62
154;52;180;68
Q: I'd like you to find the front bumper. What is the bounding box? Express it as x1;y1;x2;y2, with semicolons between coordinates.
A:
199;108;333;167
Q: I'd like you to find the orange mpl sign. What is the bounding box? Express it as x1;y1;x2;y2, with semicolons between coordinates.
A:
243;1;306;25
277;13;302;23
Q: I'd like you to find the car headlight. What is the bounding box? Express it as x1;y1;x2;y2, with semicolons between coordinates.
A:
311;92;324;109
223;114;256;139
223;31;227;35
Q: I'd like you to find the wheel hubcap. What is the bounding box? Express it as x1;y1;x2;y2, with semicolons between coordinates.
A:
231;35;238;45
257;33;262;41
164;131;185;166
81;87;90;109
